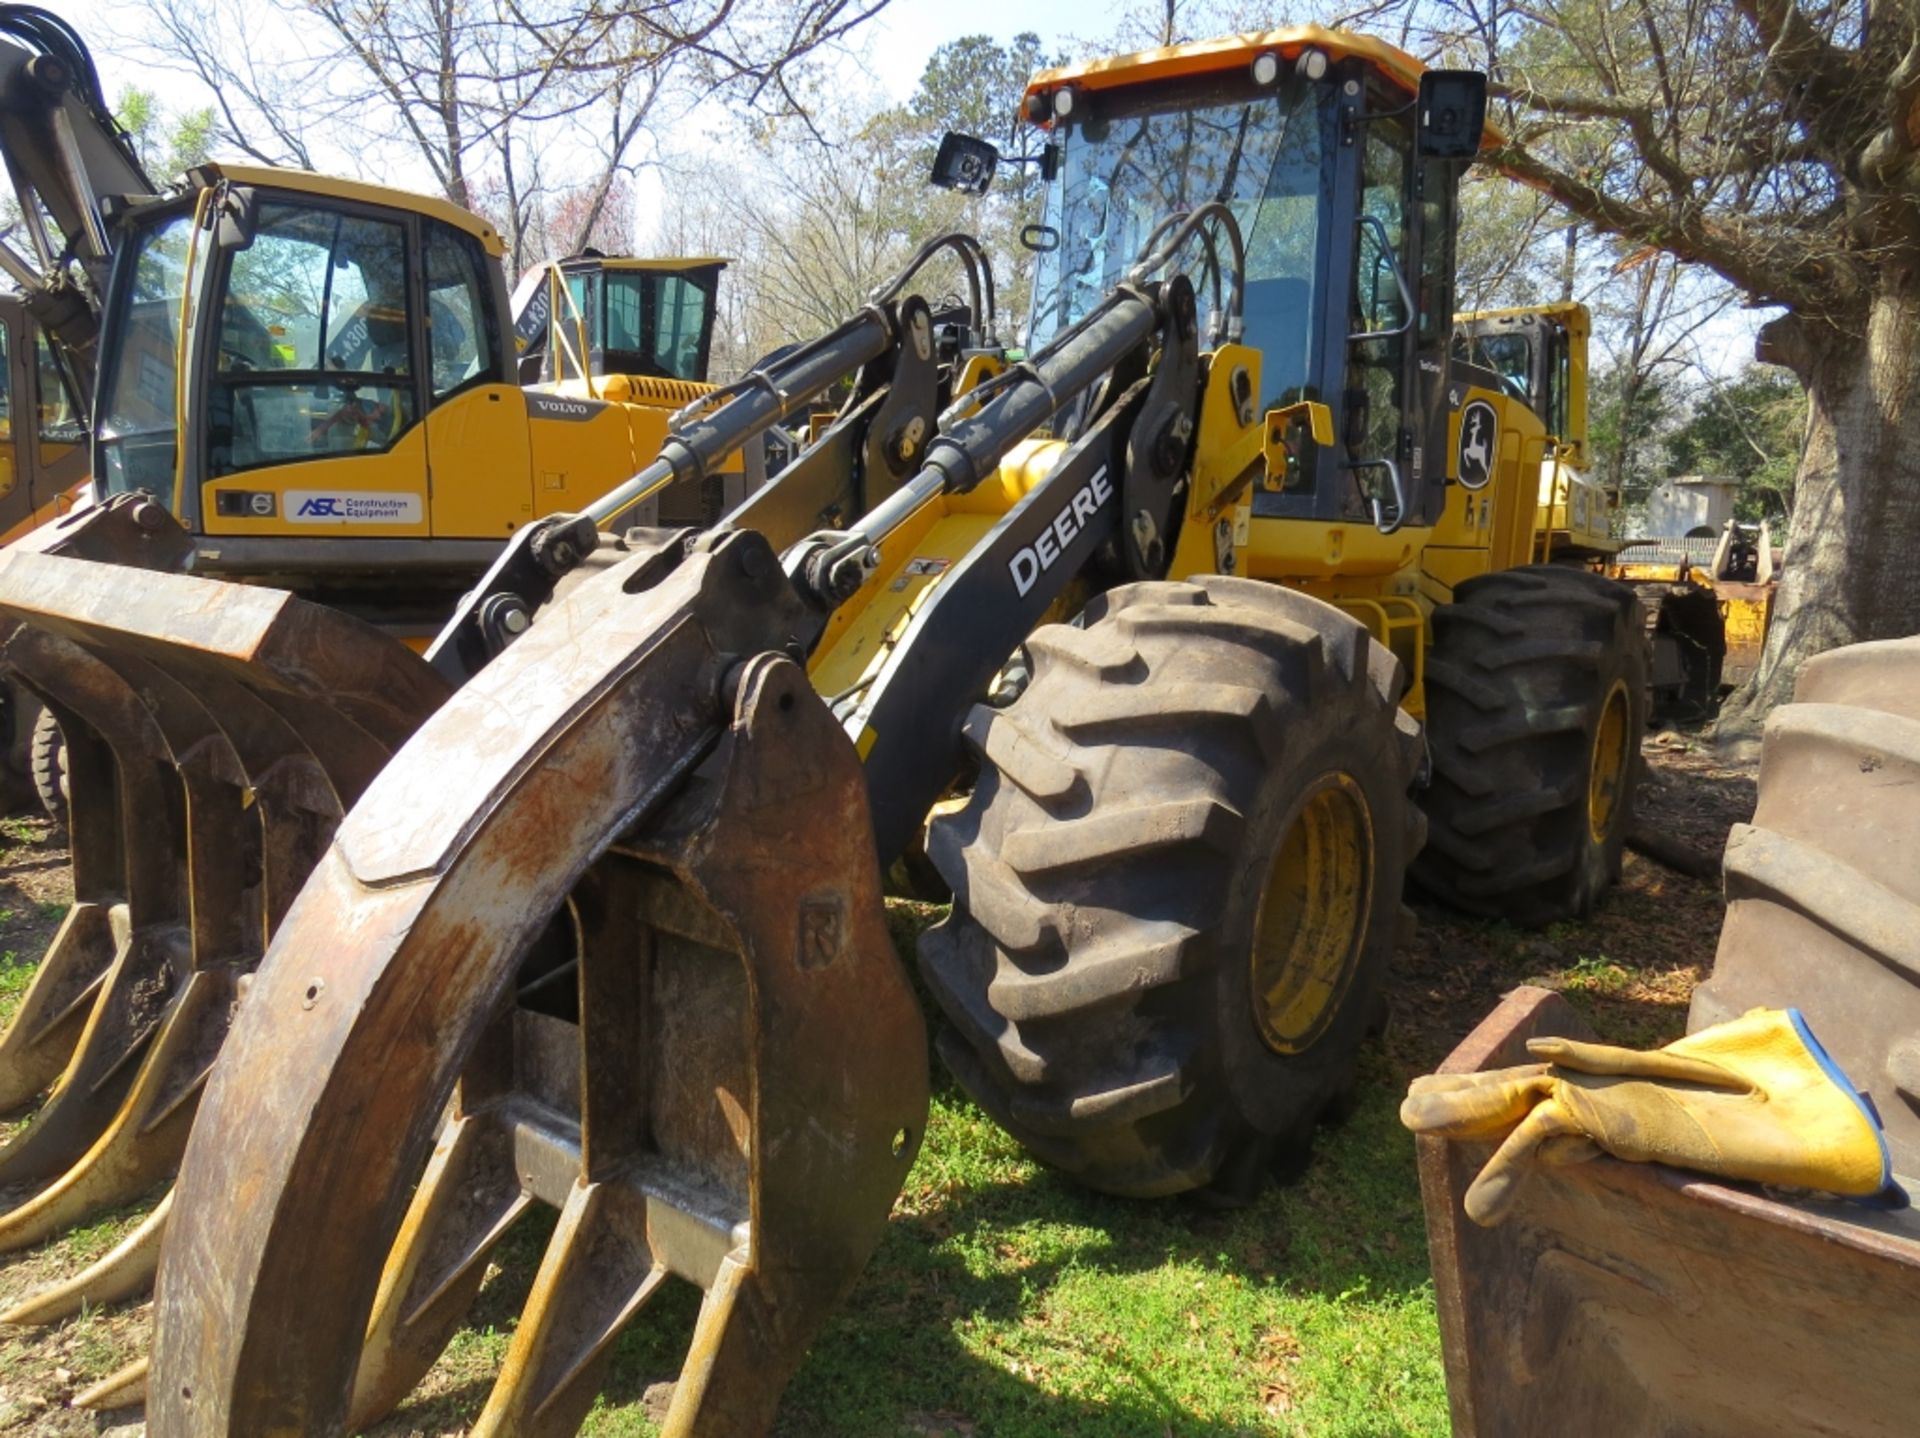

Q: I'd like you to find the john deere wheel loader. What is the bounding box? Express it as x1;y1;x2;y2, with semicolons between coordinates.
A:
0;26;1648;1434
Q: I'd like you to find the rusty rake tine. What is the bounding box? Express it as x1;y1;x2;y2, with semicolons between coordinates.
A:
348;1104;537;1430
0;903;117;1112
73;1355;148;1412
0;969;233;1252
0;1190;171;1327
471;1182;670;1438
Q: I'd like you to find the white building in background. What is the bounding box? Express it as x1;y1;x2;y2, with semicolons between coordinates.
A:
1644;474;1738;537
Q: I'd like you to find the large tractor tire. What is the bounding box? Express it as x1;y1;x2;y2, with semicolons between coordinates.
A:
29;704;66;829
1414;565;1647;926
919;577;1424;1201
1692;635;1920;1174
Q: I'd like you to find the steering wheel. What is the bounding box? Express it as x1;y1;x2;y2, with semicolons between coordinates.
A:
220;346;258;372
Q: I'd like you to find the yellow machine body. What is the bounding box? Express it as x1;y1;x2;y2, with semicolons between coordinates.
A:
91;163;735;595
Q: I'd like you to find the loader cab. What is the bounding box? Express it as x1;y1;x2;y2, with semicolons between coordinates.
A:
1018;31;1487;537
513;254;725;387
1453;303;1589;468
1453;301;1616;556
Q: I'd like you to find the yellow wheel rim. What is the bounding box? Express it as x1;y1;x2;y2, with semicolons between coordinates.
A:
1587;679;1632;844
1250;772;1374;1055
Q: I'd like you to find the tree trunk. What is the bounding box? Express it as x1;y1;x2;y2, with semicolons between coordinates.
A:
1718;294;1920;738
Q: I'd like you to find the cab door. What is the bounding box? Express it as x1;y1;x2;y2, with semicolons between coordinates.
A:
199;197;433;537
26;324;89;513
421;220;532;537
0;302;25;539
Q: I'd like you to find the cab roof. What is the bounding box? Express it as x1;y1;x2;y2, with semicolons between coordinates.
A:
186;162;505;257
1024;25;1503;152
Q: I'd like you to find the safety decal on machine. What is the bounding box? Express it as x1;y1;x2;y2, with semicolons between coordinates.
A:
890;556;950;592
286;490;424;524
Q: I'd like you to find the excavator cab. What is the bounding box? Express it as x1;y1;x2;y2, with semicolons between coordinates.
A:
512;252;725;387
0;293;86;543
96;167;520;543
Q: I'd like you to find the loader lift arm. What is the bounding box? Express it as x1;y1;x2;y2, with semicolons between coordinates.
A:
429;231;1001;681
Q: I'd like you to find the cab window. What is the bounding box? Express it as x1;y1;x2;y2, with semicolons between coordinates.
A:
653;275;707;380
425;223;496;400
0;321;11;442
35;333;83;444
1457;332;1531;403
207;202;417;477
1346;118;1411;476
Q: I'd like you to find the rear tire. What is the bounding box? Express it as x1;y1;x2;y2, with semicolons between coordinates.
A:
918;578;1423;1200
1692;636;1920;1174
30;705;66;829
1414;565;1647;926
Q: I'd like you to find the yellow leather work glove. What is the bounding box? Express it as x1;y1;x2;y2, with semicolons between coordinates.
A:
1402;1008;1898;1225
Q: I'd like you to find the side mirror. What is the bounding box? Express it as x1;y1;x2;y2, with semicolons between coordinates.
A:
1262;400;1334;491
216;186;259;250
1416;70;1488;159
931;132;1000;194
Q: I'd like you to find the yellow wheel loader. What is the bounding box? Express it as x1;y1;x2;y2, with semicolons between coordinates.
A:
0;26;1649;1433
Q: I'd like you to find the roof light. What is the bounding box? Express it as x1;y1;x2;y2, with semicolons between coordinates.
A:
1296;48;1329;81
1251;51;1279;86
1053;86;1075;118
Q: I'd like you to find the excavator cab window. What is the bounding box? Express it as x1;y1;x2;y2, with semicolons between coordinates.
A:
206;201;419;477
652;274;709;381
96;206;196;498
34;331;82;444
425;222;496;400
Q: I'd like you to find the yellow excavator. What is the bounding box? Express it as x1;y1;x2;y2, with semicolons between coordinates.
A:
0;24;1650;1433
0;4;749;820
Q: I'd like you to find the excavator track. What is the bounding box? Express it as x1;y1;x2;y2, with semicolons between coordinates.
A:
0;508;448;1335
149;528;926;1435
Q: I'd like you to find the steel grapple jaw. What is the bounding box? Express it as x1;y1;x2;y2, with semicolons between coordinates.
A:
0;504;449;1335
151;529;929;1436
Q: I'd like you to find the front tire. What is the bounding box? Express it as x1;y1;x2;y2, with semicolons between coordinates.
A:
918;578;1423;1200
30;705;66;829
1414;565;1647;925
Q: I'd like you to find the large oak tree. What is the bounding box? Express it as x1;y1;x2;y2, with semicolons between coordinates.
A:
1420;0;1920;730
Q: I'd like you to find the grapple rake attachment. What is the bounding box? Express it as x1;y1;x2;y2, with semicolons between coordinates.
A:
152;529;928;1436
0;501;448;1329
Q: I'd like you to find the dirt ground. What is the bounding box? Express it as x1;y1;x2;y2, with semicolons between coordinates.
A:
0;736;1759;1435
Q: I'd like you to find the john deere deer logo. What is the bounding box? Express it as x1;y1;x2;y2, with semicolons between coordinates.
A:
1458;400;1496;491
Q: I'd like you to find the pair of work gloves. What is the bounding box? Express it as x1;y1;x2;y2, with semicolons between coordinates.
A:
1402;1007;1903;1225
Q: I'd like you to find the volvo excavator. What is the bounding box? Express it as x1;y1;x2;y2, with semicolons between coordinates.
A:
0;4;751;822
0;25;1653;1433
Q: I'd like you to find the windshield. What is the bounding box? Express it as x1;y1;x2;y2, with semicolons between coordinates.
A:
1029;75;1333;411
96;208;196;498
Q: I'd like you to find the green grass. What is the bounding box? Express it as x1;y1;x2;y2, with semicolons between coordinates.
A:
0;949;29;1029
762;1072;1443;1438
368;1053;1445;1438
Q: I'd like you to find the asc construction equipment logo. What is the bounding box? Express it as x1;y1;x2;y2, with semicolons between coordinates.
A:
288;491;424;524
